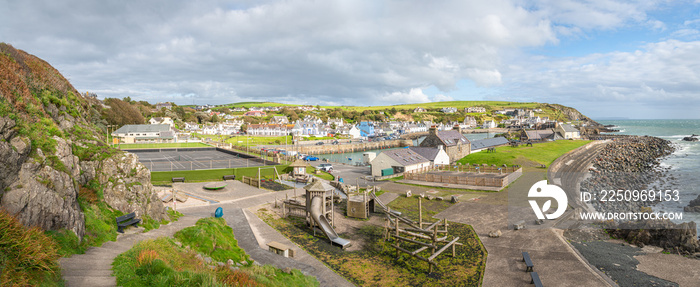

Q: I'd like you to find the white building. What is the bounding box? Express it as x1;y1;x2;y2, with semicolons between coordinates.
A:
370;148;432;177
247;124;293;136
348;125;362;139
482;120;497;129
148;117;173;127
408;146;450;166
112;124;175;143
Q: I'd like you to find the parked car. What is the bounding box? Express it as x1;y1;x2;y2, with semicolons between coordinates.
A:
318;163;333;172
303;155;319;161
331;140;339;145
315;141;324;145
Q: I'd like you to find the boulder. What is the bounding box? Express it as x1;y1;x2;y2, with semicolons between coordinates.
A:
405;190;412;197
488;230;502;238
450;195;459;203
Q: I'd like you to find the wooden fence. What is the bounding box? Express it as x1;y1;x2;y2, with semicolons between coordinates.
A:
404;167;523;188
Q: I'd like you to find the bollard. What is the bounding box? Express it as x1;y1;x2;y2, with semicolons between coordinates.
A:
215;207;223;218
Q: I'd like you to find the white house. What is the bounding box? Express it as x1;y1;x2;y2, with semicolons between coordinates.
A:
463;116;477;128
482;120;497;129
465;107;486;113
408;146;450;166
148;117;173;127
292;121;321;136
370;148;432;177
348;125;362;139
247;124;293;136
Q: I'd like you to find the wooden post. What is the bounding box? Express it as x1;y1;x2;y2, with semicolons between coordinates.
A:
395;218;400;258
419;196;423;229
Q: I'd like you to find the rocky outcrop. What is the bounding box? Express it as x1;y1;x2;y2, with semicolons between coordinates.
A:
684;195;700;213
0;44;168;239
606;220;700;254
0;117;31;192
93;153;167;221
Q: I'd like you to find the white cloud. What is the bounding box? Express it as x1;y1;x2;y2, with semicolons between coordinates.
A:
505;39;700;118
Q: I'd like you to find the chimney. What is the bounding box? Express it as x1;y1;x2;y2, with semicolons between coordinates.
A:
429;125;437;136
453;124;461;133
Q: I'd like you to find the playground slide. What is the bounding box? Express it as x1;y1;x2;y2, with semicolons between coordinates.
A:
309;196;351;249
370;191;402;216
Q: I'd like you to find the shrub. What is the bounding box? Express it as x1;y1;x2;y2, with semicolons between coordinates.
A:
0;209;61;286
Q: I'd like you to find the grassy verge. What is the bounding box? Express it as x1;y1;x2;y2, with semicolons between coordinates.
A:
47;182;183;257
306;166;335;181
457;140;591;166
116;142;211;149
112;217;318;287
258;196;486;286
0;210;62;286
151;165;290;185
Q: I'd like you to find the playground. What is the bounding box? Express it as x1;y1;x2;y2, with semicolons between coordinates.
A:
127;147;272;171
256;181;487;286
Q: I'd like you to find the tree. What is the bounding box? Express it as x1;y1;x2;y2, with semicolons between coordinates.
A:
102;98;145;126
211;114;220;123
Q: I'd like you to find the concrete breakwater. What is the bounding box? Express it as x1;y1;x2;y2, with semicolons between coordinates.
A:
580;136;676;215
296;139;412;155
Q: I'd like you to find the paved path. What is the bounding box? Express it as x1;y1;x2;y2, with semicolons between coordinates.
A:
59;215;200;287
434;170;612;287
60;187;355;287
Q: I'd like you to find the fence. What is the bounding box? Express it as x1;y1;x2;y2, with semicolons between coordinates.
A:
240;176;261;188
404;167;523;188
283;200;307;218
144;158;265;172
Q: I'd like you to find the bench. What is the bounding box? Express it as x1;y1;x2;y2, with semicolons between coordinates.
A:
530;271;543;286
116;212;141;233
522;251;534;272
223;175;236;181
172;177;185;183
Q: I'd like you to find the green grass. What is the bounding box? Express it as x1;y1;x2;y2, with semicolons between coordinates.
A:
457;140;591;166
258;197;486;286
112;218;318;287
116;142;211;149
151;165;290;185
173;218;250;264
307;166;335;181
222;135;293;147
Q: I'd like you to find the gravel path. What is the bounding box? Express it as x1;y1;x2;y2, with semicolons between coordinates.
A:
570;241;678;287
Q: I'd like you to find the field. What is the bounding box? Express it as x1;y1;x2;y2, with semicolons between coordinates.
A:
457;140;591;166
150;165;290;185
116;142;211;149
258;195;486;286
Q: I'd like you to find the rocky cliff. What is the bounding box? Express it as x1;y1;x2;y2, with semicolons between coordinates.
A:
0;43;166;240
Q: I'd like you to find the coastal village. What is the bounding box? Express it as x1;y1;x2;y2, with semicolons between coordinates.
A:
2;46;700;287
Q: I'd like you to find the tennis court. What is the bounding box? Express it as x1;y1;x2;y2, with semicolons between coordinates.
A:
125;147;274;172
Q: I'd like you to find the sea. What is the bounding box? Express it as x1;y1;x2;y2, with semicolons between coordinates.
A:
597;119;700;226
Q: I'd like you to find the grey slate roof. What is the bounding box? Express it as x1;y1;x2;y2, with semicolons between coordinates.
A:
560;124;578;133
470;137;510;151
383;148;429;166
436;130;470;147
407;147;440;161
525;130;555;140
114;124;170;134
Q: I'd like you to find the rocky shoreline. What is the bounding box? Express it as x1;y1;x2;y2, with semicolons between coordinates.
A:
580;136;675;215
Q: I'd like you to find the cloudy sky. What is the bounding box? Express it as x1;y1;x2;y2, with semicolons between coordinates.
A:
2;0;699;119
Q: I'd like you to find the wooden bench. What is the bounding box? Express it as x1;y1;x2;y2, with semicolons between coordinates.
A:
223;175;236;181
267;241;292;258
172;177;185;183
529;271;543;286
116;212;141;233
522;251;534;272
